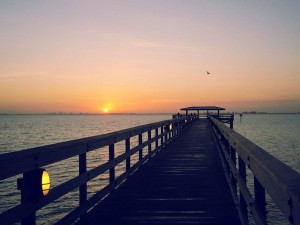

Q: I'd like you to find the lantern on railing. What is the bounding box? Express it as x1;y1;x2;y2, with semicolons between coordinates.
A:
41;169;51;196
169;123;173;130
18;168;51;200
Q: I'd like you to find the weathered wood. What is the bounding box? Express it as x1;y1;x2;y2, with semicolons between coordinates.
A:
239;156;248;224
212;125;267;225
138;133;143;161
210;116;300;225
79;153;87;205
160;126;164;146
125;138;130;171
155;128;159;149
75;120;240;225
0;118;187;181
79;152;87;223
0;116;194;225
254;177;266;218
109;144;115;184
148;130;151;154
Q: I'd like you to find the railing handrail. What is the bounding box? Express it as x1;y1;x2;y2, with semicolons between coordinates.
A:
0;116;193;181
0;115;197;225
209;116;300;225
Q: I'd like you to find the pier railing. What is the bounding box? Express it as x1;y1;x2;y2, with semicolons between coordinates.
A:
209;116;300;225
211;113;234;128
0;116;197;225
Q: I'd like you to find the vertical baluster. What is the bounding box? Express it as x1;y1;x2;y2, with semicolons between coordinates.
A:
161;126;164;147
254;177;266;218
238;156;248;223
155;128;159;150
139;133;143;161
223;138;230;179
20;171;36;225
79;152;87;204
79;150;87;222
109;144;115;184
230;147;237;197
165;125;168;143
125;138;130;171
148;130;152;154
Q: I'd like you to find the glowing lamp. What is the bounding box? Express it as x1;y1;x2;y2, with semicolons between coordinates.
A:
22;168;50;200
169;124;173;130
18;168;51;200
41;169;51;196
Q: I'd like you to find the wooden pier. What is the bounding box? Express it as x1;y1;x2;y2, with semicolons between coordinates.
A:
76;119;240;225
1;107;300;225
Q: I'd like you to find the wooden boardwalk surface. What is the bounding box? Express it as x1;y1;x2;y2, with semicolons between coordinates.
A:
77;119;241;225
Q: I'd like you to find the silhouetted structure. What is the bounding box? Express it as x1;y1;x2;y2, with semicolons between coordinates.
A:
180;106;234;128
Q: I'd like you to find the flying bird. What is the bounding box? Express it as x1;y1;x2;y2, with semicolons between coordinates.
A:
206;71;210;75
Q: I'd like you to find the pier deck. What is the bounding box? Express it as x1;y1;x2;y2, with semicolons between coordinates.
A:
77;119;240;225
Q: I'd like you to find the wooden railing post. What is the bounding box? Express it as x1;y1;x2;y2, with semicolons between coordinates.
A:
230;147;237;197
254;176;267;218
148;130;152;154
224;139;230;179
165;126;168;143
109;144;115;184
79;150;87;222
238;156;248;223
139;133;143;161
125;138;130;171
155;128;159;149
161;126;164;147
79;152;87;204
19;171;36;225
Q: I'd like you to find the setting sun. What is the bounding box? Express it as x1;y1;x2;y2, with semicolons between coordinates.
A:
103;108;109;113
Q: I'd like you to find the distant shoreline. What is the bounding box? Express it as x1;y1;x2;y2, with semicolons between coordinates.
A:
0;113;174;116
0;112;299;115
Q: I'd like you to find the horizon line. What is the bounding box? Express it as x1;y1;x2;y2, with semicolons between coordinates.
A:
1;111;300;115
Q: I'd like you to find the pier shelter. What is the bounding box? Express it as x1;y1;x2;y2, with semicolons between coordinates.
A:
180;106;225;117
180;106;234;129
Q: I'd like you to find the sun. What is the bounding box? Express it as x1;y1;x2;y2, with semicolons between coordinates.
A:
103;108;109;113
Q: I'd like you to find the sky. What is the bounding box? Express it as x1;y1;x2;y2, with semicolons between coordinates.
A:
1;1;300;113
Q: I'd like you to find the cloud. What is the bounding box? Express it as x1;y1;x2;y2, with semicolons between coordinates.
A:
0;72;50;80
150;99;183;103
131;40;170;48
131;40;195;50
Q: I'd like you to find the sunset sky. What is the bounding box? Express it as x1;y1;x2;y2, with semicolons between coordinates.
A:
1;1;300;113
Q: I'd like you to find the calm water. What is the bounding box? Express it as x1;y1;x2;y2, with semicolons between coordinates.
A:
233;114;300;173
0;114;299;224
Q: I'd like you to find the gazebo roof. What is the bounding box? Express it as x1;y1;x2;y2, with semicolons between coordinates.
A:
180;106;226;111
